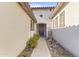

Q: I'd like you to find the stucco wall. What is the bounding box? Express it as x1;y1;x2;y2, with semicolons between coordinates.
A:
51;2;79;29
52;25;79;56
0;2;32;56
32;9;51;37
30;23;36;37
32;9;51;23
65;2;79;26
51;2;79;56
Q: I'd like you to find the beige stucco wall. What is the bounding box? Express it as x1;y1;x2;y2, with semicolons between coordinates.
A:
51;2;79;29
32;9;51;23
65;2;79;26
0;2;33;56
50;3;79;56
32;9;51;37
30;22;36;37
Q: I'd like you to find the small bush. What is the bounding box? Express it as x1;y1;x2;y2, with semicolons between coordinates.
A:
26;33;40;49
33;33;40;40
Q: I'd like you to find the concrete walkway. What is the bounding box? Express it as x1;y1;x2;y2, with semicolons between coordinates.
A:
31;38;51;57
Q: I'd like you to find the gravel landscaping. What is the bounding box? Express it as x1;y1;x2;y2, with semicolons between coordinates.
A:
46;38;74;57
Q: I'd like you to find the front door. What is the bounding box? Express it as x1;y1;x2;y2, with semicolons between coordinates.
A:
37;24;46;37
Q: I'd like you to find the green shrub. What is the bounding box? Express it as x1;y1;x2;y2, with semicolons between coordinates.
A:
26;38;36;49
26;33;40;49
33;33;40;40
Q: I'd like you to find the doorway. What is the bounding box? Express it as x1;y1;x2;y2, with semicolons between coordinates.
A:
37;23;46;37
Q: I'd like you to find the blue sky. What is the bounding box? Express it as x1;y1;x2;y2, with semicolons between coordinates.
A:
29;2;58;7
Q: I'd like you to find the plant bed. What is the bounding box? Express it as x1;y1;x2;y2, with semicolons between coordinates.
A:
18;47;33;57
46;37;74;57
18;33;40;57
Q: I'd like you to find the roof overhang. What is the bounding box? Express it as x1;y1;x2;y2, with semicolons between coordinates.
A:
18;2;37;23
31;7;55;10
49;2;69;19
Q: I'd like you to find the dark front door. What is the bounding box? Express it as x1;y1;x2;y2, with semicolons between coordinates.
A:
37;24;46;37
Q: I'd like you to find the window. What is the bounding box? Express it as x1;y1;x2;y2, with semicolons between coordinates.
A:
31;20;34;31
53;17;58;28
55;17;58;28
53;19;55;28
60;11;65;27
40;14;43;18
53;20;54;28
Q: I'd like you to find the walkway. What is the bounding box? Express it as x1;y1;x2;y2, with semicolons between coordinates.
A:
31;38;51;57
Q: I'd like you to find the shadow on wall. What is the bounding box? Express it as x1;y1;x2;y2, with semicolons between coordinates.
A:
52;25;79;57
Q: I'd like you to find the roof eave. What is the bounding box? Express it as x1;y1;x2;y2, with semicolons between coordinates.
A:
31;7;55;9
18;2;37;23
49;2;69;19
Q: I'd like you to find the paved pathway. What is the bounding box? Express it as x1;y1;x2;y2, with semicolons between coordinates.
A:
31;38;51;57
